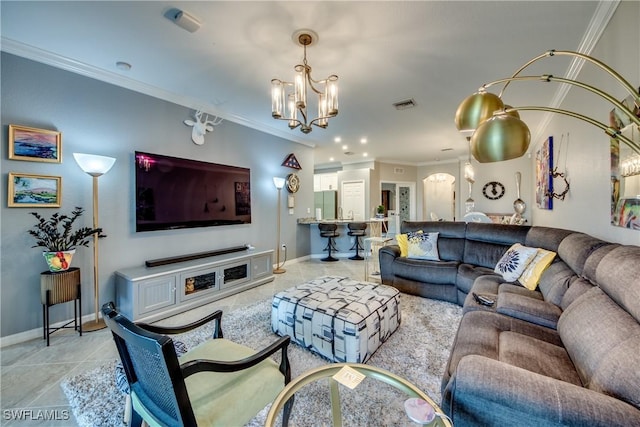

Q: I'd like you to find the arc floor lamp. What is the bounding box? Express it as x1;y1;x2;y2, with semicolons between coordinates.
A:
454;49;640;163
73;153;116;331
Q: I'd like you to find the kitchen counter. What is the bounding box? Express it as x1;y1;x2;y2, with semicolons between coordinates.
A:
298;218;390;258
297;217;387;225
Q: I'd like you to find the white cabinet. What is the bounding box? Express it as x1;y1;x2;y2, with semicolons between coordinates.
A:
314;173;338;191
115;249;273;322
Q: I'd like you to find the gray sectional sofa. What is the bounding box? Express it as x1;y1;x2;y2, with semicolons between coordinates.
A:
379;221;640;426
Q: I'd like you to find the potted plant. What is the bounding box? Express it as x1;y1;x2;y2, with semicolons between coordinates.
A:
28;207;104;272
376;205;385;218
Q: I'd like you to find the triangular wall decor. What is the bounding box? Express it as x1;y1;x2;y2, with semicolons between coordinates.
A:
282;153;302;170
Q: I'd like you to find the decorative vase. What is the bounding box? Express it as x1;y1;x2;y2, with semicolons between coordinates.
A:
43;250;75;272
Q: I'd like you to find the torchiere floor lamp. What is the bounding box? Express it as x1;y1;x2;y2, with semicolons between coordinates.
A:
272;177;286;274
73;153;116;331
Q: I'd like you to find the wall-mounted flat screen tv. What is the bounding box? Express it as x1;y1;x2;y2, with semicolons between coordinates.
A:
135;151;251;232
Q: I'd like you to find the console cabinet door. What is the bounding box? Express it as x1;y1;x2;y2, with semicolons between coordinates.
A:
252;253;272;280
138;276;176;315
220;261;250;290
179;266;220;302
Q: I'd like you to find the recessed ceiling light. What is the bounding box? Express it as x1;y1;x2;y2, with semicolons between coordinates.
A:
342;145;348;150
329;157;334;162
116;61;132;71
334;137;341;143
360;138;367;144
363;152;368;157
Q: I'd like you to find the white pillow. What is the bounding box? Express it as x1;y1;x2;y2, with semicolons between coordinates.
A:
494;243;538;282
406;232;440;261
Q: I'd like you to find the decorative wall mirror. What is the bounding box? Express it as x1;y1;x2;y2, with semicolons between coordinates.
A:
610;90;640;230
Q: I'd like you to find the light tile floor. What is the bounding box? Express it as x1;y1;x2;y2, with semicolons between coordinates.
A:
0;258;365;426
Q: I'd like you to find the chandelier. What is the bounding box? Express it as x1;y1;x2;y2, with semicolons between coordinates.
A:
271;30;338;134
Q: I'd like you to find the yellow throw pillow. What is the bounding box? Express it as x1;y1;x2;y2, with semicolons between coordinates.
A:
518;248;556;290
395;230;422;257
396;233;408;257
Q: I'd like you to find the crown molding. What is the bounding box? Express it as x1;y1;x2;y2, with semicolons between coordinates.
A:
529;0;620;147
0;37;314;148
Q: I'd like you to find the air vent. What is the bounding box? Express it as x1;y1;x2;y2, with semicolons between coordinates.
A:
344;151;355;156
392;98;417;110
394;167;405;174
441;148;454;152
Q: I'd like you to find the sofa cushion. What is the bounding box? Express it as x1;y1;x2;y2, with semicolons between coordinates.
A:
463;223;530;269
444;310;564;386
524;226;574;252
456;264;497;296
391;256;458;285
595;245;640;322
537;260;576;306
400;221;466;262
558;287;640;410
557;233;611;277
498;332;581;385
496;292;562;329
560;277;593;311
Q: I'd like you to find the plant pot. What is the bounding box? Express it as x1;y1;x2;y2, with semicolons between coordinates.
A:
375;213;385;218
43;250;75;272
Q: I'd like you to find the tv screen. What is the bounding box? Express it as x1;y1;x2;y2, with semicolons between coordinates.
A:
135;151;251;232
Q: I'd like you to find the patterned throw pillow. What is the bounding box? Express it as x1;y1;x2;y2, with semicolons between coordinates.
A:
406;232;440;261
518;248;556;290
494;243;538;282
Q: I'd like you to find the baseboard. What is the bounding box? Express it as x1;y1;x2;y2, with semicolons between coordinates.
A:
0;313;101;348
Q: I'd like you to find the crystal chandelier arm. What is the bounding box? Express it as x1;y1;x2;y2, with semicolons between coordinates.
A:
500;106;640;155
498;50;639;105
481;75;640;126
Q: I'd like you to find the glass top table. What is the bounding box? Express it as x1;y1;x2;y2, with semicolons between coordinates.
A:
265;363;452;426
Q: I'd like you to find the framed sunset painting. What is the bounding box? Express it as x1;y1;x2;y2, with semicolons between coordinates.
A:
8;124;62;163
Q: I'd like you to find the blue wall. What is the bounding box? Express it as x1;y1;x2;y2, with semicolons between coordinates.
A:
1;53;312;337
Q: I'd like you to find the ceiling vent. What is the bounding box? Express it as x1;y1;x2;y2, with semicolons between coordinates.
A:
343;151;355;155
392;99;417;110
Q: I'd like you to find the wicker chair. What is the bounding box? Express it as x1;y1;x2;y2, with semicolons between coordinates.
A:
102;303;293;427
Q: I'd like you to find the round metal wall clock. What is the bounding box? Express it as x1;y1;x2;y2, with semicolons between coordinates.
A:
482;181;505;200
286;173;300;193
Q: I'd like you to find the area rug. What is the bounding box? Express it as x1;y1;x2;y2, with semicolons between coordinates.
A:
61;293;462;426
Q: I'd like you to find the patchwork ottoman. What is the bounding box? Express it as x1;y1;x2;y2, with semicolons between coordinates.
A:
271;276;401;363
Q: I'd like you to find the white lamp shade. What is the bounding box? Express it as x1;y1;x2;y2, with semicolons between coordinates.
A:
273;176;285;189
73;153;116;177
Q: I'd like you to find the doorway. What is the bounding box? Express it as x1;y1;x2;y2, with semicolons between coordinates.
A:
380;181;416;235
423;173;456;221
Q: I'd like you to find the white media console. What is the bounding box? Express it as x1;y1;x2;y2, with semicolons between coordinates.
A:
115;248;274;322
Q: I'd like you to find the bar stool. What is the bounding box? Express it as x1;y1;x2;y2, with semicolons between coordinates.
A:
347;222;367;260
318;223;340;262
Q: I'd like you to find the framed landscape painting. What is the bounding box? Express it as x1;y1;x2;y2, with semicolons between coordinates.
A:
8;173;61;207
8;124;62;163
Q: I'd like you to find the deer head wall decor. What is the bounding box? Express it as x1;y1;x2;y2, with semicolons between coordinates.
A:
183;110;223;145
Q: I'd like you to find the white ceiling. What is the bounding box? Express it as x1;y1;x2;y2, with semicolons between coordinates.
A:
1;1;611;168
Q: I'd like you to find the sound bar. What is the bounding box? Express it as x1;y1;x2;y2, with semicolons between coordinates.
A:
145;245;249;268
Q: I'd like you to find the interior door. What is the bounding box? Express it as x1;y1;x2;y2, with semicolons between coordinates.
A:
341;180;366;220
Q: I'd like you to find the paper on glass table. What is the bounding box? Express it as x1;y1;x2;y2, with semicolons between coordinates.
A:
332;365;366;390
